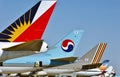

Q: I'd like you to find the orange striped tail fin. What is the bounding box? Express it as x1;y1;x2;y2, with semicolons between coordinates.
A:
92;43;107;64
78;43;107;65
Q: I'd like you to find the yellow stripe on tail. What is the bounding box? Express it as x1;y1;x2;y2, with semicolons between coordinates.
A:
92;43;107;64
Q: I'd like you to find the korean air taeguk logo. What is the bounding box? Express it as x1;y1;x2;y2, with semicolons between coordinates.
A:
61;39;75;52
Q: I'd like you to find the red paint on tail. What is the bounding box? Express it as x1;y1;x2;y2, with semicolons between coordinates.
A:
14;3;56;42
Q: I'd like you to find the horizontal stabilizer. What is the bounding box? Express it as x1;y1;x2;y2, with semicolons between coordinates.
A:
82;63;102;70
49;57;77;66
2;40;43;51
51;57;77;63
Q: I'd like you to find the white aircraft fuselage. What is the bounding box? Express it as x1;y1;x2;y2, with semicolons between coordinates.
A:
0;66;41;74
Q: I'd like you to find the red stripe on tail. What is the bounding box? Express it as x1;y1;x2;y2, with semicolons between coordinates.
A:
14;2;56;42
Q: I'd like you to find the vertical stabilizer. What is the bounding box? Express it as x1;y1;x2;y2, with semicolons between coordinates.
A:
92;43;107;64
99;60;109;71
79;43;107;65
47;30;84;59
0;0;57;42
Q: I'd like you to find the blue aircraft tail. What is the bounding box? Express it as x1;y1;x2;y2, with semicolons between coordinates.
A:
47;30;84;62
99;60;110;71
101;60;110;67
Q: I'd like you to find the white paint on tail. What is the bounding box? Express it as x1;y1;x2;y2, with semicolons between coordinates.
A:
32;1;56;24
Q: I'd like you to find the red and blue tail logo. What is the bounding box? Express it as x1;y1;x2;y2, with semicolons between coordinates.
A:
0;0;57;42
61;39;75;52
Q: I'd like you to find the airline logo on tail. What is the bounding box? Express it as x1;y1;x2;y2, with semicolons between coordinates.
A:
99;60;109;71
0;0;57;42
61;39;75;52
92;43;107;64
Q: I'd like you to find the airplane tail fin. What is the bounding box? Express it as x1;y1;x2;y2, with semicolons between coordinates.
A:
0;0;57;42
92;43;107;64
47;30;84;63
79;43;107;65
99;60;110;71
101;60;110;67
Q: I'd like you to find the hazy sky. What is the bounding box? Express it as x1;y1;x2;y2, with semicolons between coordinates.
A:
0;0;120;75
